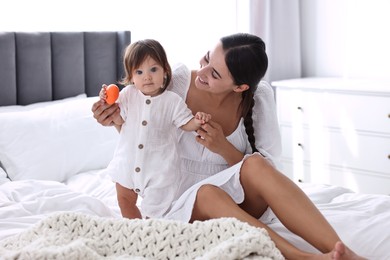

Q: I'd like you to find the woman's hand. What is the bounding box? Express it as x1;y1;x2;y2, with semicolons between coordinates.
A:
195;120;244;165
195;120;227;153
91;99;122;127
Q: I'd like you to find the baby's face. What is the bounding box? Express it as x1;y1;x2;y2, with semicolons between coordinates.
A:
132;56;165;97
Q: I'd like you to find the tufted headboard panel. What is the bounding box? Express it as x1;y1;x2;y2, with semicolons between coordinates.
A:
0;31;131;106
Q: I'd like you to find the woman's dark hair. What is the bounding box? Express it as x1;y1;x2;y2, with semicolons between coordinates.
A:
221;33;268;153
120;39;172;91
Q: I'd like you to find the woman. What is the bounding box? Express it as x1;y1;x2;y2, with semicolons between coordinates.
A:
92;33;364;259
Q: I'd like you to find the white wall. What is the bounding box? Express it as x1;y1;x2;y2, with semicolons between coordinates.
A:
0;0;239;69
301;0;390;80
2;0;389;80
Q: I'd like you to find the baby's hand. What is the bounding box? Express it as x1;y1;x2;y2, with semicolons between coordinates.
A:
99;84;108;101
100;84;120;104
195;112;211;125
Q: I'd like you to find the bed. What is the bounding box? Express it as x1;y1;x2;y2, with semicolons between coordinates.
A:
0;31;389;259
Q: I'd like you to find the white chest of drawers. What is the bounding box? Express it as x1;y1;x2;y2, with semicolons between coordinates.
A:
272;78;390;194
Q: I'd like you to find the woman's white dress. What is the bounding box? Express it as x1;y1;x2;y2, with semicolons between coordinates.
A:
164;64;282;222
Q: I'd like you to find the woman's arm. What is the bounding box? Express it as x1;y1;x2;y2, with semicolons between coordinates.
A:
115;183;142;219
196;120;245;166
194;81;281;167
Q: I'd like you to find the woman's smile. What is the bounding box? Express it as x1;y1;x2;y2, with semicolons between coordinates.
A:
198;77;208;85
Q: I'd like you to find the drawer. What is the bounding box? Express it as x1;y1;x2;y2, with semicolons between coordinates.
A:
276;89;390;134
280;125;390;175
280;159;390;195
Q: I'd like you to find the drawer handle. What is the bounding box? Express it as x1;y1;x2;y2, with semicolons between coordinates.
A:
297;106;303;110
297;143;303;148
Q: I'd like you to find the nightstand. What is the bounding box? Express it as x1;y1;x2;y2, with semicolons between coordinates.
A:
272;77;390;194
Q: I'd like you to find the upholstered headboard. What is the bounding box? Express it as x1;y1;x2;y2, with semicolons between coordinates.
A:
0;31;131;106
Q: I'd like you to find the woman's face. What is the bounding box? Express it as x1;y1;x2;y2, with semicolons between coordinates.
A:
195;42;236;94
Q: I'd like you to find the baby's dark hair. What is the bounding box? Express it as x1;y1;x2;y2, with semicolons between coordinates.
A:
221;33;268;153
120;39;172;91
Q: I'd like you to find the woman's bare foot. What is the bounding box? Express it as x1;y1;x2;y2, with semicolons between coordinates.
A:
331;241;366;260
310;241;366;260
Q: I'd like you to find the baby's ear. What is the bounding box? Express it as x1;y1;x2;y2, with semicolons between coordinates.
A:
234;84;250;93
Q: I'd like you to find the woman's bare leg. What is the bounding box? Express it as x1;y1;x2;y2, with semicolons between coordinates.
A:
239;155;336;251
191;183;365;259
191;184;311;259
238;154;365;259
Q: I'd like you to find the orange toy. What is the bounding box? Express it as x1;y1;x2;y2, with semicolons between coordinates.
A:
105;84;119;104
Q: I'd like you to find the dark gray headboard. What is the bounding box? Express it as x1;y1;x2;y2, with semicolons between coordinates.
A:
0;31;131;106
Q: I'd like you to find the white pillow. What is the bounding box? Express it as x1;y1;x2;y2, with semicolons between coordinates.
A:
0;93;87;113
0;96;119;182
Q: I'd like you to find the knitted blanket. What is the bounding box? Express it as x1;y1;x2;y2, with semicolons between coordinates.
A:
0;212;284;260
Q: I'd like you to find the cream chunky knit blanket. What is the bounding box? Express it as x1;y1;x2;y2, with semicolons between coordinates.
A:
0;212;284;260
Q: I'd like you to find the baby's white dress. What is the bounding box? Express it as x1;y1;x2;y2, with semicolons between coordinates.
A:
106;85;195;218
164;64;282;222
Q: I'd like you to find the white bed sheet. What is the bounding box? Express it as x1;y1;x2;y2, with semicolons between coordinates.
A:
269;183;390;259
0;170;389;259
0;170;120;241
